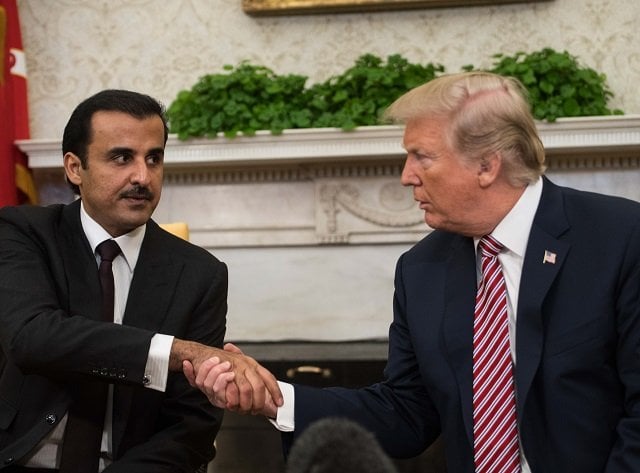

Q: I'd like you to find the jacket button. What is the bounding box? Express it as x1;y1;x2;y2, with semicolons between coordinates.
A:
4;457;14;464
45;413;57;424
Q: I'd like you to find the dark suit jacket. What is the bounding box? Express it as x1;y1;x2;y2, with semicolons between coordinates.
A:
0;199;227;472
292;177;640;472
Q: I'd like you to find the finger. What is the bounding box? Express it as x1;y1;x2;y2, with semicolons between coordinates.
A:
213;370;235;394
234;370;255;414
183;360;196;387
194;356;220;386
243;368;266;411
201;361;232;393
258;365;283;406
223;342;244;355
259;390;278;418
197;359;230;390
252;387;270;415
204;370;235;408
225;381;241;411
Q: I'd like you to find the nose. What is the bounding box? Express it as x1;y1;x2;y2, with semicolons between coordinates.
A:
400;156;419;187
130;157;151;185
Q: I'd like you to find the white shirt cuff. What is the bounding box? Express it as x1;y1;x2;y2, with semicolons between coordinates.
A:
143;334;174;392
268;381;295;432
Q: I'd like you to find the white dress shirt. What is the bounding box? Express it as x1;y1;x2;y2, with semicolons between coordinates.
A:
272;178;543;473
21;202;174;470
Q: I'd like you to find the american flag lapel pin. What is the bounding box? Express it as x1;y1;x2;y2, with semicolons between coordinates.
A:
543;250;557;264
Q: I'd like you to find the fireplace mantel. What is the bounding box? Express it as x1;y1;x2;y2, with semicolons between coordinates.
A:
18;115;640;170
17;116;640;341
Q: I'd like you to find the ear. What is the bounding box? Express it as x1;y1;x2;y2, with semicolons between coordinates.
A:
477;153;502;188
64;152;83;186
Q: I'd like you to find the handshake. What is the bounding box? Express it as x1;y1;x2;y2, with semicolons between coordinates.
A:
173;339;282;417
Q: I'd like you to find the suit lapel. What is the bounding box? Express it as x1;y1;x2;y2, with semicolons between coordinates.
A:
515;178;570;415
59;200;102;320
442;236;477;444
121;221;184;331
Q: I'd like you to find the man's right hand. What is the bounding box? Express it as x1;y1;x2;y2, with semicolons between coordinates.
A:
172;339;282;415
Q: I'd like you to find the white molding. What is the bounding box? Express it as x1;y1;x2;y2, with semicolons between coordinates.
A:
17;115;640;169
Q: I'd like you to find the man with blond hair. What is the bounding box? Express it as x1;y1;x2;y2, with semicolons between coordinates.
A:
190;72;640;473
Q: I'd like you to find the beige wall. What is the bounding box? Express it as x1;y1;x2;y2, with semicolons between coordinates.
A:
18;0;640;139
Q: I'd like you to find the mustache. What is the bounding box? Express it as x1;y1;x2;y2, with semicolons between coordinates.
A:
120;186;154;200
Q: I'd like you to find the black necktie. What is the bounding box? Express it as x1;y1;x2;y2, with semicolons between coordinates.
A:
60;239;121;473
96;239;121;321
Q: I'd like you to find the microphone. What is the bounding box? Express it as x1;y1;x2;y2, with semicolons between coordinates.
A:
286;417;398;473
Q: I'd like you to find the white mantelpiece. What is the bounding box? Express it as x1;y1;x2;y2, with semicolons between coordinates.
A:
18;116;640;342
21;115;640;168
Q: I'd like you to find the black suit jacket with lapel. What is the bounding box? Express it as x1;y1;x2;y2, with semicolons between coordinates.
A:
0;199;227;472
292;177;640;473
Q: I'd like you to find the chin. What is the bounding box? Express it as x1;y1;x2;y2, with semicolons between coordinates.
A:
119;211;151;229
423;213;439;229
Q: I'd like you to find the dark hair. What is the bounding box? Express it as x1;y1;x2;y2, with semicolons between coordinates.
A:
286;417;398;473
62;89;168;194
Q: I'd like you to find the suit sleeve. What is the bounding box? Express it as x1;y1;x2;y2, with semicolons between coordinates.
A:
292;253;441;459
606;218;640;471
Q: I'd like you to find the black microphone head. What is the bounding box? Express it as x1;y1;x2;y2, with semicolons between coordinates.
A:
286;417;398;473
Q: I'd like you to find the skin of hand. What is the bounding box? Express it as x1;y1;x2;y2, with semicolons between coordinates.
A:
177;340;282;414
183;357;235;408
183;343;279;417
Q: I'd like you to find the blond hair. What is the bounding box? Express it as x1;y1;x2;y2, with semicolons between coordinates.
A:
384;72;546;185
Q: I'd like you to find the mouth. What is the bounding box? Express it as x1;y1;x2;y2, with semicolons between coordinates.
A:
123;195;150;201
416;199;430;210
121;196;152;206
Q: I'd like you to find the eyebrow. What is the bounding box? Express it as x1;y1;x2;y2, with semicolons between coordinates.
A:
108;147;134;156
107;146;165;156
148;147;165;156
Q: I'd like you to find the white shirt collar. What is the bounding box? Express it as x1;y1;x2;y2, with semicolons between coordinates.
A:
80;201;146;272
488;177;543;257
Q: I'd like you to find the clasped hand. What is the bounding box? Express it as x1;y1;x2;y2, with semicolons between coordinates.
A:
183;343;280;417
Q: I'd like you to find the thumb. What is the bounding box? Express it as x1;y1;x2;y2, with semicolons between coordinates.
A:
223;342;244;355
183;360;197;387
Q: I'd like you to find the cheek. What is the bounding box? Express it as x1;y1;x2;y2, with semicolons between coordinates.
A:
90;177;124;200
424;172;453;197
435;178;474;209
151;171;164;188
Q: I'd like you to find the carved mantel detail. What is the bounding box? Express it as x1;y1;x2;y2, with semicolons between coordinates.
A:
317;180;425;244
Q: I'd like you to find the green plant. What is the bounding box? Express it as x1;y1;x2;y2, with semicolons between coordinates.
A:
167;62;311;139
483;48;623;121
167;54;444;139
168;49;623;139
305;54;444;130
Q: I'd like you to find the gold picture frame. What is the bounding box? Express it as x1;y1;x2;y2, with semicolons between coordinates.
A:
242;0;550;16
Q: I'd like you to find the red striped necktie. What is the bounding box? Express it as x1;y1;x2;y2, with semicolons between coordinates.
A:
473;235;520;473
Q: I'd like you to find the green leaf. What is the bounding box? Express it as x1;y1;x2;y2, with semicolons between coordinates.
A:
167;48;623;137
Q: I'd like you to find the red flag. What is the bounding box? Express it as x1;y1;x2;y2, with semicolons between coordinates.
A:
1;0;37;207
